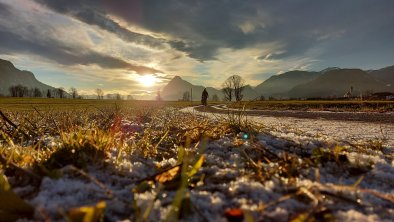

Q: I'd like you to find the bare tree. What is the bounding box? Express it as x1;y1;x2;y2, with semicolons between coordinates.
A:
69;87;78;99
106;94;113;100
28;88;34;97
222;78;233;101
96;88;104;100
115;93;122;100
222;75;245;101
33;88;42;97
57;87;66;98
51;89;58;98
231;75;245;101
9;85;28;97
9;85;17;97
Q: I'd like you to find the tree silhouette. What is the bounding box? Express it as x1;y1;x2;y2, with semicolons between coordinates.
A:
57;87;66;98
69;87;78;99
222;75;245;101
33;88;42;97
96;88;104;99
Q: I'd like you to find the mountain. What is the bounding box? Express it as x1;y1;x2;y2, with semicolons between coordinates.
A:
254;71;320;97
241;85;259;100
0;59;56;96
161;76;223;101
369;65;394;86
288;69;390;98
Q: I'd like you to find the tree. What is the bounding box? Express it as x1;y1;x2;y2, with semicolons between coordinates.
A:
28;88;34;97
69;87;78;99
222;79;233;101
9;86;17;97
231;75;245;101
182;91;190;101
47;89;51;98
51;89;58;98
57;87;66;98
10;85;28;97
127;95;134;100
33;88;42;97
222;75;245;102
115;93;122;100
96;88;104;100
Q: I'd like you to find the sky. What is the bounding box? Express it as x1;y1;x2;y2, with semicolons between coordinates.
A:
0;0;393;99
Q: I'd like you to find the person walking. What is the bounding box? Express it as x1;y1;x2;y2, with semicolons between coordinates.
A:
201;88;209;106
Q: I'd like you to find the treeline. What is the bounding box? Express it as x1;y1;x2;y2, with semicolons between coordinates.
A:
6;85;135;100
8;85;81;99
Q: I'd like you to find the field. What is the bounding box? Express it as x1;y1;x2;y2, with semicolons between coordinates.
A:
228;100;394;112
0;98;393;222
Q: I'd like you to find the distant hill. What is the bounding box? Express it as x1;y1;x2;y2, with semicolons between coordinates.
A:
369;65;394;86
241;85;259;100
161;76;221;101
3;57;393;100
161;76;259;101
287;69;390;98
254;71;320;97
162;67;394;101
0;59;56;96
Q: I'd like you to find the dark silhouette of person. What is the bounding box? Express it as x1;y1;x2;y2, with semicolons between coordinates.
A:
201;88;208;106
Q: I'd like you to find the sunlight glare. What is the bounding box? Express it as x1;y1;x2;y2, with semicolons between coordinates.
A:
137;74;157;87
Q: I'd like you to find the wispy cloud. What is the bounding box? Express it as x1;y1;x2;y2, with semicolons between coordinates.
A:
1;0;393;98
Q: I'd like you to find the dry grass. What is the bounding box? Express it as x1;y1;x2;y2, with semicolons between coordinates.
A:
228;100;394;112
0;99;393;221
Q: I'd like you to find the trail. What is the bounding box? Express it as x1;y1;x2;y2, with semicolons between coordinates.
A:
182;105;394;149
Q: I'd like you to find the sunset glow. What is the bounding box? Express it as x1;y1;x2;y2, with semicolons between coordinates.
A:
0;0;393;99
137;74;157;87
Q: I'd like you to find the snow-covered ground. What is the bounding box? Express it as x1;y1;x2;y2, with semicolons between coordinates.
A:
9;107;394;221
183;106;394;149
179;106;394;221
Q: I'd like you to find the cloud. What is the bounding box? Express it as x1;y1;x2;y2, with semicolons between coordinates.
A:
0;2;161;74
0;29;159;73
2;0;394;99
32;0;394;65
32;0;269;61
34;0;166;49
0;1;11;15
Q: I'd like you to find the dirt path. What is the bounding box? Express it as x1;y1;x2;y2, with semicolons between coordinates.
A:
194;104;394;124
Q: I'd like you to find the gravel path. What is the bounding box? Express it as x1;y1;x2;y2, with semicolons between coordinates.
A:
186;105;394;149
194;105;394;124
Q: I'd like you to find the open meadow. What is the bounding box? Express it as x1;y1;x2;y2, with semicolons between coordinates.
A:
1;98;393;222
228;100;394;112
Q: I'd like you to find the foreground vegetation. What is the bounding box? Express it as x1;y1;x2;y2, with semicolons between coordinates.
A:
0;99;393;221
0;97;204;111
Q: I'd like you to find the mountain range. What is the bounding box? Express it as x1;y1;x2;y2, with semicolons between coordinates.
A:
162;66;394;100
1;58;393;99
0;59;56;96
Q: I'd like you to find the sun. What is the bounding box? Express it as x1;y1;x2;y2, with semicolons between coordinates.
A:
137;74;157;87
